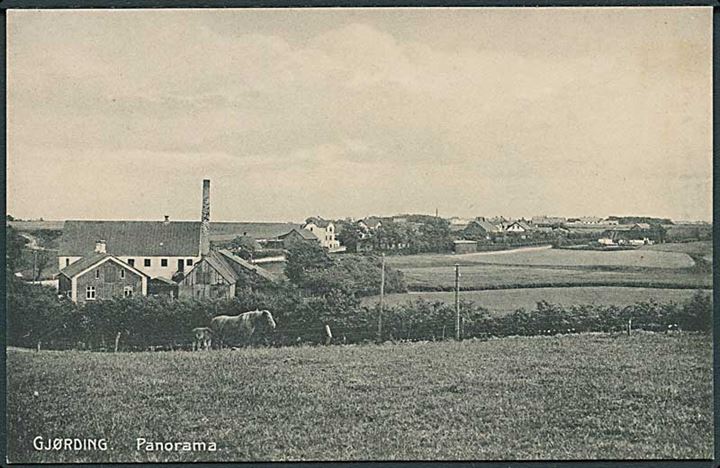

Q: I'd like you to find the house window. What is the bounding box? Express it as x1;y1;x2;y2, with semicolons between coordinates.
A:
123;286;133;297
187;259;193;266
120;269;125;279
86;286;96;300
95;269;100;279
161;259;168;267
65;258;70;267
144;259;151;267
127;259;135;267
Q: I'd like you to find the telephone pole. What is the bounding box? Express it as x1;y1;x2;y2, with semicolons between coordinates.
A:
378;253;385;342
455;263;460;341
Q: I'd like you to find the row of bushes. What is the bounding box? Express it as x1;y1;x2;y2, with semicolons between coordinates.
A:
7;277;711;351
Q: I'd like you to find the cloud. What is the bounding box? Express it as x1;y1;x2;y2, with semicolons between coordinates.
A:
7;9;712;221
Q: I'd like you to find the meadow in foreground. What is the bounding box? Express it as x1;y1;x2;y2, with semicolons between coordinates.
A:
7;333;712;462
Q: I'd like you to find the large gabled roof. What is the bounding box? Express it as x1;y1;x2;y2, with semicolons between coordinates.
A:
60;220;201;257
203;250;240;284
209;222;302;241
278;227;317;241
58;253;149;279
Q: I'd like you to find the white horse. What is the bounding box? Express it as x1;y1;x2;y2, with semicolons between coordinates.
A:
210;310;276;349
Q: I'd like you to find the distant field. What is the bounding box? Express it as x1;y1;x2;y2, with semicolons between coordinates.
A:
386;246;695;269
385;244;710;291
362;287;702;313
398;264;711;291
7;333;712;462
642;241;711;256
7;220;65;231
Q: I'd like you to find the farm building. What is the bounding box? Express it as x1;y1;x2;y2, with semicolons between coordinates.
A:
278;227;319;248
503;221;533;234
59;219;202;280
209;221;303;246
57;248;149;304
464;219;503;239
531;216;567;227
57;179;214;302
177;249;276;299
453;240;477;254
358;217;383;232
58;179;213;280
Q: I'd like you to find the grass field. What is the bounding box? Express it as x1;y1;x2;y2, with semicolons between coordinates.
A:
643;241;711;256
7;333;712;462
385;246;696;269
384;244;711;291
362;287;702;313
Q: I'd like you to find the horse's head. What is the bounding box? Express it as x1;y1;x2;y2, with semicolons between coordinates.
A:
262;310;277;331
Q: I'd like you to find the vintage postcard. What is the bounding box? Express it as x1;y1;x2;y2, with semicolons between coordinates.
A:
5;7;713;463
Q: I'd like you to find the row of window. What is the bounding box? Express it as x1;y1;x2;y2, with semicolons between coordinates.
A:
62;257;196;269
126;258;194;268
86;285;133;300
95;269;126;280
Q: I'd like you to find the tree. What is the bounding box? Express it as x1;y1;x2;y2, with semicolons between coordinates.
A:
284;241;332;287
228;235;260;260
336;222;363;253
33;250;53;281
6;227;27;277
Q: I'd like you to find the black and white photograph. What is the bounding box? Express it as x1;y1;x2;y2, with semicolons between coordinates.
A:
5;6;713;463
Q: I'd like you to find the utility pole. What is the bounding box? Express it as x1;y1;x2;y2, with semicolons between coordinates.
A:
455;263;460;341
32;250;37;283
378;253;385;342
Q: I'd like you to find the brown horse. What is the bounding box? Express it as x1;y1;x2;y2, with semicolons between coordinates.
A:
210;310;276;349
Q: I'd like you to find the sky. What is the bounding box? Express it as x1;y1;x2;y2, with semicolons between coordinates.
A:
7;7;712;223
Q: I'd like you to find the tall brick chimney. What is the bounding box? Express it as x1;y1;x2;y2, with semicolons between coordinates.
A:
200;179;211;256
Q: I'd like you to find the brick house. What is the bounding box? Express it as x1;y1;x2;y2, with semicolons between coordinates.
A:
57;246;149;304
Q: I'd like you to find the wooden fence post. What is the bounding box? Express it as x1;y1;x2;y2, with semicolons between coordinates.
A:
114;332;121;353
324;324;333;346
36;341;41;352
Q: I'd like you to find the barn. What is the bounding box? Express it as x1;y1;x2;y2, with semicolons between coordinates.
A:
177;249;276;299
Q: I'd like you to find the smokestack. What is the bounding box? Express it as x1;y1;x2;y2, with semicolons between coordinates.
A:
95;240;107;254
200;179;210;256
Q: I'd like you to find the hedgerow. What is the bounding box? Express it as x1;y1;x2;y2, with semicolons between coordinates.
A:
7;276;711;351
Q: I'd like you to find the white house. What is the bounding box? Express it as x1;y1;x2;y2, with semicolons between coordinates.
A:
304;217;341;250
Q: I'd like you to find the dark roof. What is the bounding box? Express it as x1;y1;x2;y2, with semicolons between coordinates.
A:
60;220;201;257
210;222;302;241
305;217;332;228
204;250;240;284
150;276;177;286
279;227;317;241
472;220;501;233
218;249;276;282
58;253;147;279
359;217;383;229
